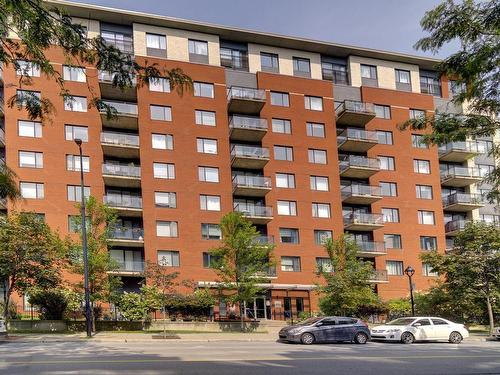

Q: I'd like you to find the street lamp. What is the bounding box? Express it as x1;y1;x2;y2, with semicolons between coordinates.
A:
404;266;415;316
75;138;92;337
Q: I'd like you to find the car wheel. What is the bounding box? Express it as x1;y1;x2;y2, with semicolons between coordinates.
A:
400;332;415;344
300;332;315;345
449;331;463;344
354;332;368;344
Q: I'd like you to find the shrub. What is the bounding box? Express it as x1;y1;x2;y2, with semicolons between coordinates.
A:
28;288;69;320
0;301;19;320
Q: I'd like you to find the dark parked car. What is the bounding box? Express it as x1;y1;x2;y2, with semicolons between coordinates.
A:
278;316;370;345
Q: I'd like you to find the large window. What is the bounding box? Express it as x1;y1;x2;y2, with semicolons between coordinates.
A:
197;138;218;154
153;163;175;179
281;256;301;272
416;185;433;199
410;109;426;119
67;185;90;202
17;90;41;106
277;200;297;216
156;221;178;237
274;145;293;161
20;182;44;199
395;69;411;84
188;39;208;63
279;228;299;244
382;208;400;223
201;223;221;240
200;195;221;211
414;159;431;174
418;210;435;225
306;122;325;138
146;33;167;56
310;176;329;191
422;263;438;277
260;52;279;72
412;134;428;148
374;105;391;119
314;230;333;245
16;60;40;77
63;66;86;82
152;134;173;150
420;236;437;251
316;257;333;272
275;173;295;188
361;64;377;79
195;110;216;126
203;252;221;268
18;120;42;138
65;125;88;142
271;118;291;134
193;82;214;98
150;105;172;121
64;96;87;112
304;96;323;111
198;166;219;183
66;155;89;172
386;261;404;276
312;203;331;218
376;131;393;145
293;57;311;77
157;251;180;267
19;151;43;168
384;234;402;249
149;77;170;93
270;92;289;107
379;182;397;197
154;192;177;208
378;156;395;170
308;149;327;164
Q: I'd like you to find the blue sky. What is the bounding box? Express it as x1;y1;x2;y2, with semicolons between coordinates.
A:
70;0;456;58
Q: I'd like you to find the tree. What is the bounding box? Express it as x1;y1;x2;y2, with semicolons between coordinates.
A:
0;212;64;320
0;0;192;122
27;287;70;320
317;236;382;317
0;163;20;204
209;212;275;330
421;222;500;334
401;0;500;201
117;292;145;322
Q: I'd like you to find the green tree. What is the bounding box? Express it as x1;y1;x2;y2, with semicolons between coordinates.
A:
0;0;192;122
0;212;64;320
117;292;145;322
421;222;500;334
0;163;20;205
317;236;381;317
27;287;70;320
209;212;275;330
401;0;500;201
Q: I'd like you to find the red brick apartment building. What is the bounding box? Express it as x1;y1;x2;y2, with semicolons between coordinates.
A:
1;1;497;320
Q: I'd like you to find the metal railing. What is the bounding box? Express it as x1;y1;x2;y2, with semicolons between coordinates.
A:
98;70;137;85
438;141;482;155
442;193;484;207
356;241;387;254
220;53;249;71
335;100;375;116
112;260;145;272
101;100;138;116
101;36;134;54
343;212;384;226
227;86;266;101
322;68;349;85
341;184;382;197
440;166;481;179
337;128;378;143
234;204;273;218
232;175;272;189
101;132;139;147
445;219;469;233
110;227;144;240
231;144;270;159
339;155;380;170
229;115;268;131
253;235;275;245
102;163;141;178
104;195;143;209
369;270;389;282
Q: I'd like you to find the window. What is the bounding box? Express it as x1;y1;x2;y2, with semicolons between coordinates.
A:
378;156;395;170
63;66;85;82
188;39;208;56
67;185;90;202
16;60;40;77
154;192;177;208
316;258;333;273
321;62;348;84
416;185;433;199
374;105;391;119
65;125;88;142
260;52;279;72
281;256;301;272
156;221;178;237
193;82;214;98
271;118;291;134
149;78;170;93
150;105;172;121
360;64;377;79
304;96;323;111
64;96;87;112
478;164;495;177
306;122;325;138
203;252;221;268
450;80;466;97
19;151;43;168
376;131;393;145
270;92;289;107
200;195;221;211
146;33;166;50
18;120;42;138
152;134;173;150
414;159;431;174
420;236;437;251
198;166;219;183
195;110;216;126
20;182;44;199
279;228;299;244
395;69;411;84
314;230;333;245
201;223;221;240
275;173;295;188
418;210;435;225
420;74;441;96
157;251;180;267
274;145;293;161
293;57;310;76
382;208;400;223
387;261;404;276
66;155;89;172
68;216;84;232
422;263;438;277
412;134;428;148
153;163;175;179
17;90;41;106
197;138;217;154
380;182;397;197
310;176;329;191
277;200;297;216
384;234;402;249
312;203;331;218
308;149;327;164
410;109;426;119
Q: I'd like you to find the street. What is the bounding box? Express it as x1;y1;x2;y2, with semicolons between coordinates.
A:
1;339;499;374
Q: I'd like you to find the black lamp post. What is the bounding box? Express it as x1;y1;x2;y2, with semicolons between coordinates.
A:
404;266;415;316
75;139;92;337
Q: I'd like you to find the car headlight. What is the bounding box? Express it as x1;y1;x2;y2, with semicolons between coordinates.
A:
386;329;401;333
288;328;301;334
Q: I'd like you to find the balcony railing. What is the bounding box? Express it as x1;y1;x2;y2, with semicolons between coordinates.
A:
111;259;145;273
339;155;380;170
445;219;469;234
110;227;144;241
231;145;270;159
337;128;378;143
104;195;143;209
322;69;349;85
220;53;249;71
439;141;482;155
101;132;139;147
101;36;134;54
369;270;389;282
229;115;268;131
232;175;272;189
335;100;375;116
102;163;141;178
343;212;384;226
253;235;275;245
356;241;387;254
98;70;137;85
100;100;138;116
442;193;484;207
227;86;266;102
234;204;273;218
341;184;382;197
440;166;482;179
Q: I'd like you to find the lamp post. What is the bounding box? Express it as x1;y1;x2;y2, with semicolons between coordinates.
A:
404;266;415;316
75;139;92;337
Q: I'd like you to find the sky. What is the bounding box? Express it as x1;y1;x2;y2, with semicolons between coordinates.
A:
69;0;457;58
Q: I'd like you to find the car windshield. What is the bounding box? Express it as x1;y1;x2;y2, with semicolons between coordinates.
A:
386;318;416;326
295;317;323;326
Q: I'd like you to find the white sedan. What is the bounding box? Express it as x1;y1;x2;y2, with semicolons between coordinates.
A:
371;317;469;344
493;327;500;340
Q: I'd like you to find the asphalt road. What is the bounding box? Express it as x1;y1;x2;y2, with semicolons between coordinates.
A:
1;339;499;375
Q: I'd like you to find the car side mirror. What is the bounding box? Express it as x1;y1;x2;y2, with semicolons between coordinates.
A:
413;323;421;327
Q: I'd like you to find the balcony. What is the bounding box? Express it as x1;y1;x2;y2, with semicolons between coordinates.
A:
368;270;389;284
440;167;482;187
343;212;384;231
341;184;382;205
339;155;380;179
253;235;275;245
322;68;349;85
220;51;249;72
442;193;484;212
101;35;134;55
337;128;378;152
229;115;268;142
110;260;145;276
103;195;143;217
101;132;140;159
0;128;4;147
102;163;141;188
234;204;273;224
100;100;138;130
445;219;469;236
98;71;137;102
438;141;481;162
232;175;272;197
356;241;387;257
335;100;376;127
227;86;266;115
231;144;270;169
109;227;144;247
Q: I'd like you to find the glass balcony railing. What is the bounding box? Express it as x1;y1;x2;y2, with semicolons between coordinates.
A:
335;100;375;116
341;184;382;197
337;128;378;143
356;240;387;254
253;235;275;245
369;270;389;282
438;141;483;155
339;155;380;170
102;163;141;178
440;166;481;179
227;86;266;102
104;195;143;209
322;69;349;85
231;145;270;159
343;212;384;226
110;227;144;241
101;100;138;116
229;115;268;131
234;204;273;218
111;259;144;272
232;175;272;189
101;132;139;147
445;219;469;234
98;70;137;85
442;193;484;207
